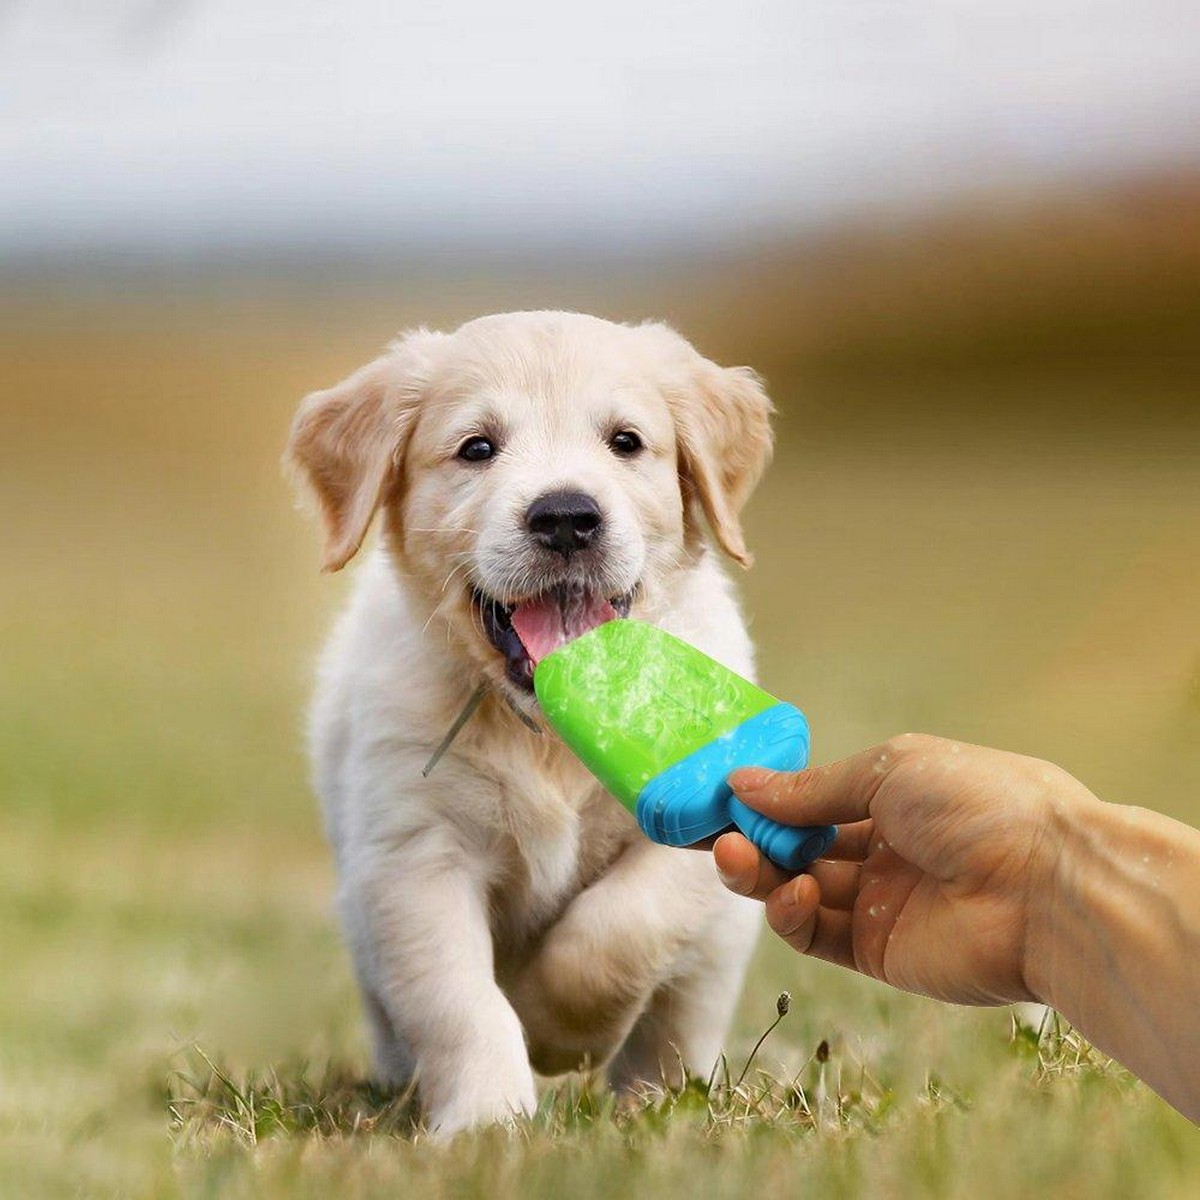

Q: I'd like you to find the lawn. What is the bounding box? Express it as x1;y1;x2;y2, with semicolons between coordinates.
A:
2;296;1198;1197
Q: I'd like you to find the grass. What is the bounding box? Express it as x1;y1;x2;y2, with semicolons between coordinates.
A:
155;1009;1154;1200
167;1010;1121;1148
2;291;1199;1197
151;1012;1178;1198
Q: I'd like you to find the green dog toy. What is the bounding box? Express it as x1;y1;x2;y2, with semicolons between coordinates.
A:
532;619;836;872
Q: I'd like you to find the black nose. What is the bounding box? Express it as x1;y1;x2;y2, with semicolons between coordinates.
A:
525;490;603;555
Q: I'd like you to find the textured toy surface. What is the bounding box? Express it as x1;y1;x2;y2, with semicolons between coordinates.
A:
534;620;836;872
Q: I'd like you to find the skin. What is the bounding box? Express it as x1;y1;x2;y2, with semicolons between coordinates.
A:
715;733;1200;1123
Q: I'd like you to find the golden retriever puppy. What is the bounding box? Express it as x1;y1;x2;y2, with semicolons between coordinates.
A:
287;311;773;1136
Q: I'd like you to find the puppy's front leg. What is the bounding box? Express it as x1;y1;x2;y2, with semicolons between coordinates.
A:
508;840;722;1075
359;827;536;1135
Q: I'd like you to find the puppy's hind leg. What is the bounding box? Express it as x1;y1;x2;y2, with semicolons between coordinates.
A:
608;890;762;1098
338;886;416;1090
605;983;688;1097
360;986;416;1092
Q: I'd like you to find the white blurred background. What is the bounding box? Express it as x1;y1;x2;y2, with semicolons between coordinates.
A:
3;0;1198;259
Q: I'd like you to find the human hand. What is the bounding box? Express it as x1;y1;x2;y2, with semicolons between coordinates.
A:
717;734;1097;1006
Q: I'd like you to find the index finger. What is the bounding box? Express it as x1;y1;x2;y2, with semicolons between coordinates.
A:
728;741;904;827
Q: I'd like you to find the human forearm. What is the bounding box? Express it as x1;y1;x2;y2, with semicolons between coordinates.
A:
1026;793;1200;1121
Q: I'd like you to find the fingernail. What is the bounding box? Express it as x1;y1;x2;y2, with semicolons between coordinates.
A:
729;767;773;792
772;882;805;934
715;856;749;895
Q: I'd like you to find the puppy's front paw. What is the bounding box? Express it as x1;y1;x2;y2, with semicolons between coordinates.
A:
425;1080;537;1139
418;998;539;1138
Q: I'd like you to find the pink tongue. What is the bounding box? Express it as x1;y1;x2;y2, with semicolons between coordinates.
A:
510;593;618;665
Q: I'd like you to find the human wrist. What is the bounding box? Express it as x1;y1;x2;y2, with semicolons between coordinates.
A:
1012;768;1200;1120
1020;769;1107;1010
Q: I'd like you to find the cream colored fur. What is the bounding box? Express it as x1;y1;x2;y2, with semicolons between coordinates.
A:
287;312;775;1136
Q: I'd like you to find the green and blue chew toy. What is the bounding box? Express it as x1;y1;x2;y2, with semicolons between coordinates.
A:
532;620;836;872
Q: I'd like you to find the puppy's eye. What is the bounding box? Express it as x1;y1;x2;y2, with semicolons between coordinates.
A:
608;429;643;457
457;436;496;463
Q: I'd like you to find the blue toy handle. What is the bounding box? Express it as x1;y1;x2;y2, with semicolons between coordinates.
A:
728;796;837;873
633;702;837;872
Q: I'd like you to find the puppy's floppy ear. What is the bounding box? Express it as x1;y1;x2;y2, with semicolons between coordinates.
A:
286;330;439;572
659;336;774;568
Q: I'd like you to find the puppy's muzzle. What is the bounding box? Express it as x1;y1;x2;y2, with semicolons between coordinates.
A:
525;490;603;557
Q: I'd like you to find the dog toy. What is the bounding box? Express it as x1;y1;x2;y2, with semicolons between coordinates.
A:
531;619;836;871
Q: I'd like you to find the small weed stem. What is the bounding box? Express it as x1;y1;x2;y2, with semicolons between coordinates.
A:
735;992;790;1089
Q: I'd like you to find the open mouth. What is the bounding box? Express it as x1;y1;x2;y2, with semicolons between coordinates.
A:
473;583;634;691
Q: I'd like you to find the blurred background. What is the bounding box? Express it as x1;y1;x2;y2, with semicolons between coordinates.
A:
2;2;1198;1194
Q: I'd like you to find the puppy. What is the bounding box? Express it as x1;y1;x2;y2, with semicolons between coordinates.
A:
287;312;774;1135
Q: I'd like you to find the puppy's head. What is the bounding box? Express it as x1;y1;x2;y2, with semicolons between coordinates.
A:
287;312;772;709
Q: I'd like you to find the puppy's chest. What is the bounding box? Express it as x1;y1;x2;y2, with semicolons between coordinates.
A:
488;778;634;949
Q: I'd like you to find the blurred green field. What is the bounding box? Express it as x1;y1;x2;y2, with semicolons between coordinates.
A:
2;263;1199;1197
